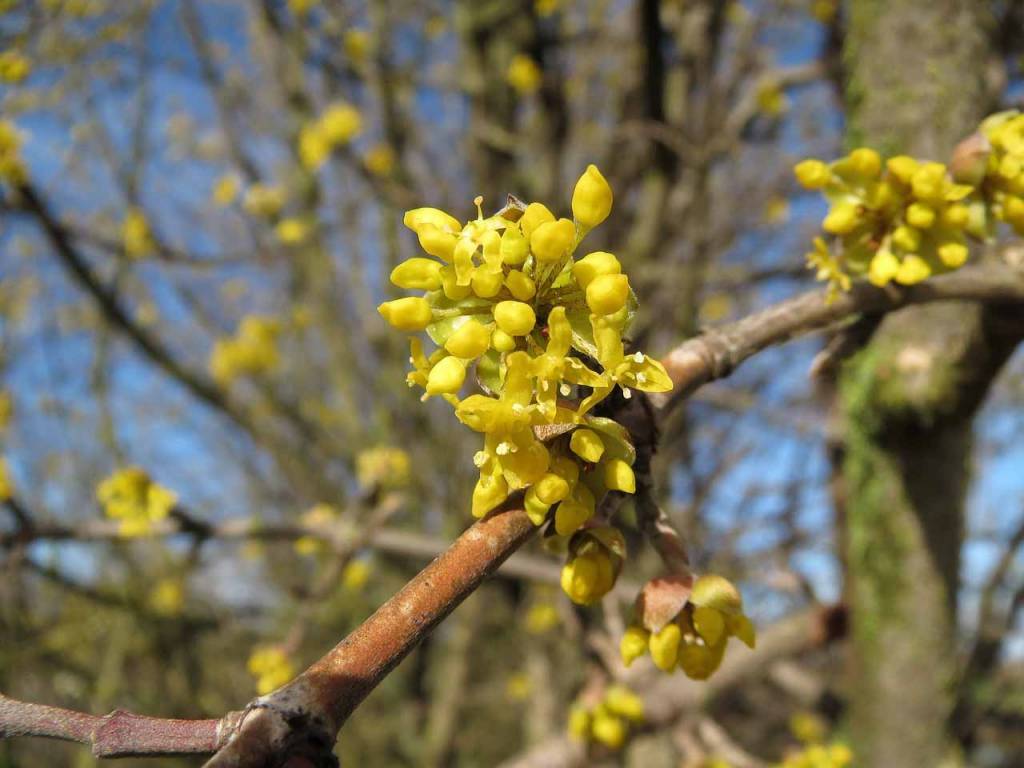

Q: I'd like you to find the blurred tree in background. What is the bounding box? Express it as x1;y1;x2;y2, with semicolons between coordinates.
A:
1;1;1023;766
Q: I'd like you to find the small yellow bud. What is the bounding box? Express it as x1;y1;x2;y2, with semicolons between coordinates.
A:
403;207;461;234
505;270;536;301
524;486;551;526
603;458;635;493
535;473;571;505
439;265;472;300
910;162;947;202
519;202;555;238
417;224;457;261
549;456;580;486
571;164;613;229
472;470;509;518
847;147;882;178
471;268;504;298
620;625;650;667
561;550;613;604
868;248;900;286
895;254;932;284
426;356;466;395
320;102;362;144
892;225;922;252
649;623;681;671
570;428;605;463
793;159;831;189
591;713;626;749
938;241;969;268
678;641;724;680
586;274;630;316
493;301;536;336
572;251;621;290
554;496;592;536
531;218;576;263
567;707;591;741
941;203;970;228
491;328;517;352
390;258;443;290
604;685;644;722
692;605;726;647
378;297;432;331
905;202;936;229
445;319;491;359
822;202;861;235
500;225;529;265
886;155;919;184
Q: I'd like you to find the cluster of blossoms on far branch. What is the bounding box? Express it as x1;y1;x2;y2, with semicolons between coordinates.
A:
568;684;644;750
795;110;1024;297
377;165;672;599
209;314;281;385
247;645;295;695
620;574;755;681
97;467;178;537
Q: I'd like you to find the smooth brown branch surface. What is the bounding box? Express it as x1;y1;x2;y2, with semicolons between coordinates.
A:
202;497;535;767
656;263;1024;407
0;693;230;757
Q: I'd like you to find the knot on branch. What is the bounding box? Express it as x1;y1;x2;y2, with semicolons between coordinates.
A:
204;682;338;768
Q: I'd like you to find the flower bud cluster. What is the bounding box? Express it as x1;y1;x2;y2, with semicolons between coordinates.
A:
797;111;1024;296
209;315;281;385
377;166;673;605
568;684;644;750
795;148;973;293
620;574;755;680
97;467;178;538
247;645;294;695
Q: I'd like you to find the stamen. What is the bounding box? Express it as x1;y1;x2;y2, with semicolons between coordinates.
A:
622;387;632;399
474;195;484;221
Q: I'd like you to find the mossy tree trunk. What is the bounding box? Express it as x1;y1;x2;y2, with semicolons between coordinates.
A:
839;2;1015;766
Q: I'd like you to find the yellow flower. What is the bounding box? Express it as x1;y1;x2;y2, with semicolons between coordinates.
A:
572;165;613;230
378;297;433;331
122;207;153;258
364;143;396;176
506;54;542;95
0;456;13;501
97;467;178;537
299;122;331;170
530;218;575;263
247;645;294;695
243;184;285;217
149;579;185;617
356;446;410;489
343;29;371;62
0;51;30;83
320;102;362;145
275;217;310;245
342;559;371;590
211;174;239;206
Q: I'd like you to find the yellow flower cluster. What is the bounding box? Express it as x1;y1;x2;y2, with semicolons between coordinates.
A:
0;50;30;83
507;54;542;95
776;712;853;768
122;207;153;258
0;120;25;183
356;446;411;489
298;102;363;171
977;111;1024;235
209;315;281;384
247;645;294;695
378;166;672;605
568;684;644;750
0;456;12;501
796;111;1024;296
148;578;185;617
560;525;625;605
795;148;973;293
293;502;339;556
620;575;755;679
97;467;178;537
